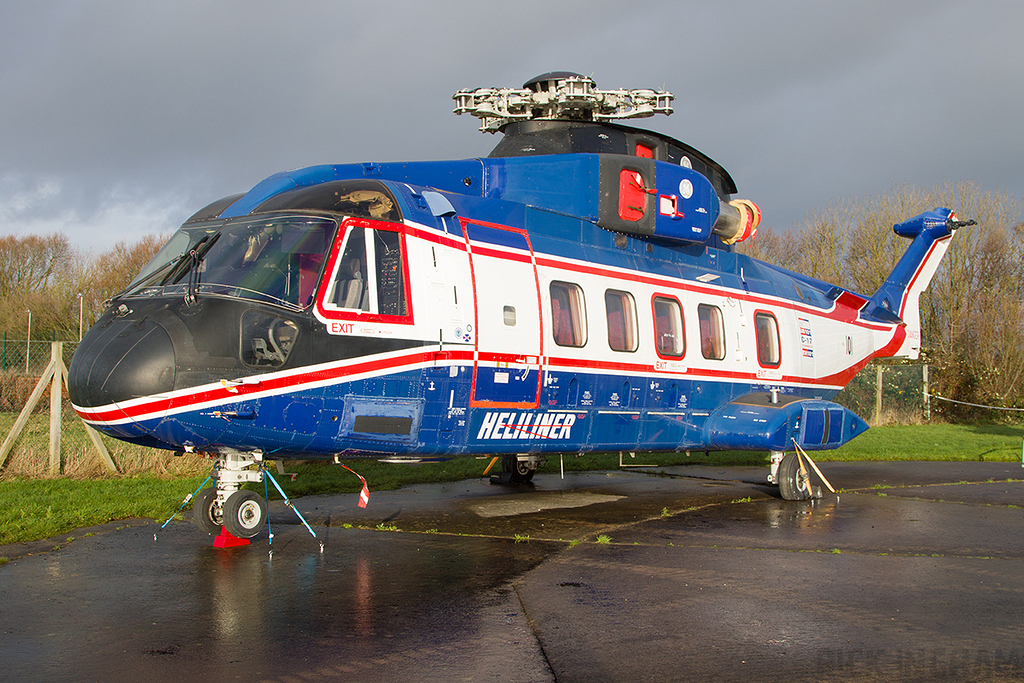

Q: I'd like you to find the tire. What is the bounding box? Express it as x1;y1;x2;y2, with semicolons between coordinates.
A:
502;455;535;484
778;452;813;501
222;490;268;539
192;487;223;535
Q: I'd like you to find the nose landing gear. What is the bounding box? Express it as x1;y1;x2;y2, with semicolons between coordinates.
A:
192;452;269;540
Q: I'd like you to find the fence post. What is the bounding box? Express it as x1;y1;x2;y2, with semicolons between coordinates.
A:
49;341;62;474
25;310;31;374
874;365;883;426
1;340;117;475
922;364;930;421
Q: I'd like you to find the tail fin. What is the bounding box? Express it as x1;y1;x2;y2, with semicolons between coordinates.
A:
866;208;972;359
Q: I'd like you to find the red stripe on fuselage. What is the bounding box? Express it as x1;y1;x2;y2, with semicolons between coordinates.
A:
78;221;900;426
74;346;467;424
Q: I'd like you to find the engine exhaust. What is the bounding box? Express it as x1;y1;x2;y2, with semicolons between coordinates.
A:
713;199;761;244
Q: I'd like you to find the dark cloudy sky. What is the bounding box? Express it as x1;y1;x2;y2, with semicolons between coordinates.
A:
1;0;1021;252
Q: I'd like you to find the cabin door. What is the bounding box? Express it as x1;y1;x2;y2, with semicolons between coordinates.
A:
462;220;543;408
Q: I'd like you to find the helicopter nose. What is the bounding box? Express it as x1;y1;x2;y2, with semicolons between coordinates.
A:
68;314;176;409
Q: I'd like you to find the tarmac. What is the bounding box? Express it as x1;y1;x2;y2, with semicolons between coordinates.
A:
1;460;1023;682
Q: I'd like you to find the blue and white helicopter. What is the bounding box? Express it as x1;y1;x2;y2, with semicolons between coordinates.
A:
68;72;967;541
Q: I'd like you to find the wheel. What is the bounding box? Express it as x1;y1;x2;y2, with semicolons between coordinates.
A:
778;452;814;501
192;487;223;535
222;490;268;539
502;455;535;484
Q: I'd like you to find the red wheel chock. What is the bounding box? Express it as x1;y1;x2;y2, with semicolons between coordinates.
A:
212;527;250;549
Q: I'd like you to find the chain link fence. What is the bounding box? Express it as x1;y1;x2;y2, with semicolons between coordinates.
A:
832;363;929;425
0;339;203;478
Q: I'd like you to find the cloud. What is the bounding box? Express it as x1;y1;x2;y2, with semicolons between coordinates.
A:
0;174;184;252
0;0;1021;251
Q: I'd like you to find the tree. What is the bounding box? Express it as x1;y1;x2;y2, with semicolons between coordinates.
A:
0;234;73;298
739;182;1024;413
0;233;165;341
81;235;166;325
0;234;76;338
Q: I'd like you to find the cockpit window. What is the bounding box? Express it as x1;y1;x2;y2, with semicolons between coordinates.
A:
241;311;299;367
255;180;402;222
322;221;408;318
123;215;338;310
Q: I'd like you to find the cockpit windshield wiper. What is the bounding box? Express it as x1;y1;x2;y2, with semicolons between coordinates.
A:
182;233;220;306
105;235;211;306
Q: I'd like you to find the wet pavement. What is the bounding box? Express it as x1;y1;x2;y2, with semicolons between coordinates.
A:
2;461;1024;682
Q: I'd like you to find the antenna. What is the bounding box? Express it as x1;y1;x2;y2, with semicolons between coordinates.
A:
454;72;674;132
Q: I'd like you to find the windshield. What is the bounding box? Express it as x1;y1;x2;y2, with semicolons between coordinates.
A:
124;215;338;310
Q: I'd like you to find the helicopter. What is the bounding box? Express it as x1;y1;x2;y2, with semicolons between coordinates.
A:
68;72;966;542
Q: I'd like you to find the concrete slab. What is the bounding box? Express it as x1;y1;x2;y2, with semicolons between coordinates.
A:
1;461;1023;681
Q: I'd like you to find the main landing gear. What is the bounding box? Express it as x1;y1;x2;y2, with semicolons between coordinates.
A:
192;452;269;539
768;449;836;501
490;454;545;484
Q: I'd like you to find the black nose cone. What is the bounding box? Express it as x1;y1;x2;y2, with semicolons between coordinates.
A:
69;316;176;408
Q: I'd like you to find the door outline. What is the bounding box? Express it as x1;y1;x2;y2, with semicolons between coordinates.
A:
461;218;544;409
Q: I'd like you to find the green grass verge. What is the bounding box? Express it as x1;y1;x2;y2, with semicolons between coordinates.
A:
0;475;207;546
818;423;1023;462
1;423;1021;547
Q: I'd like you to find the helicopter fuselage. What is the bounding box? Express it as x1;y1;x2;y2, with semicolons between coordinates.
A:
68;149;910;462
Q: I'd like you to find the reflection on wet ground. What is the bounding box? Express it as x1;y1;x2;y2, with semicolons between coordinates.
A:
2;462;1023;681
0;524;555;682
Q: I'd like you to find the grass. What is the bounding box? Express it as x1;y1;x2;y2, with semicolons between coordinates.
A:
0;422;1022;547
0;475;207;546
819;423;1024;462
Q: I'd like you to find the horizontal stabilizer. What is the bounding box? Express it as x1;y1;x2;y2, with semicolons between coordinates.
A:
703;393;869;452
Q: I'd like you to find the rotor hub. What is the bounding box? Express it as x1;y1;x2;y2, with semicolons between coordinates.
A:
454;72;674;132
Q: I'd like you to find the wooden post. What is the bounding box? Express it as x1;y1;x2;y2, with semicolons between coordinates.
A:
49;342;62;474
922;364;930;421
25;310;31;374
874;365;883;426
53;344;117;473
0;356;55;468
0;341;117;474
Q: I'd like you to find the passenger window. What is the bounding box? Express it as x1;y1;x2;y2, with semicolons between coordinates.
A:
653;296;684;357
550;282;587;347
605;289;637;352
755;311;781;367
324;223;408;318
698;304;726;360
